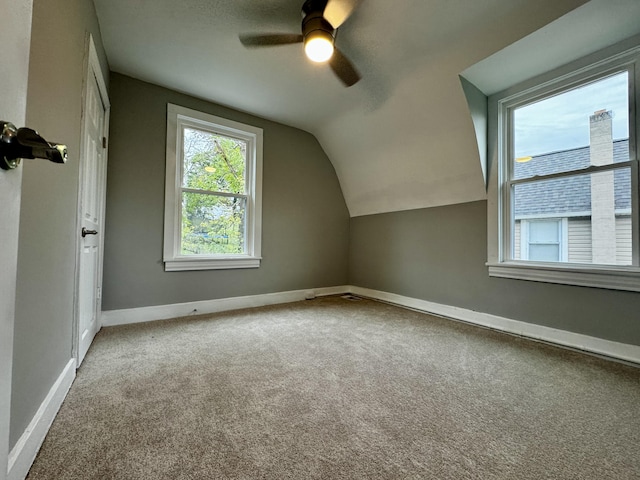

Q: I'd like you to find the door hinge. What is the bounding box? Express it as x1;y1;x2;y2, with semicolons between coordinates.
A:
102;137;107;149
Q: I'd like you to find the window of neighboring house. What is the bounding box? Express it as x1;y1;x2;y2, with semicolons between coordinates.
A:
519;219;568;262
487;43;640;292
164;104;263;271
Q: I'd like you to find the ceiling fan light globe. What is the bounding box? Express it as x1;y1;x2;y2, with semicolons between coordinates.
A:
305;36;334;63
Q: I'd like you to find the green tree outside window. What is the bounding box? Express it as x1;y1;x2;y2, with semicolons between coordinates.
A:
181;127;247;255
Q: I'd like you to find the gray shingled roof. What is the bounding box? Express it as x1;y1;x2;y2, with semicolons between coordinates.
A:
514;139;630;218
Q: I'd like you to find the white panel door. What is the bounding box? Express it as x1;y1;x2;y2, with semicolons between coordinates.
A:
77;65;107;366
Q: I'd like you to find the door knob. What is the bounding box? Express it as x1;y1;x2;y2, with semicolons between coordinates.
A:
81;227;98;237
1;121;67;170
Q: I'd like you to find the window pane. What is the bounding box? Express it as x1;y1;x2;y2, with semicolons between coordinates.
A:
181;192;246;255
529;244;560;262
182;127;247;194
513;167;631;265
512;72;629;180
529;221;559;243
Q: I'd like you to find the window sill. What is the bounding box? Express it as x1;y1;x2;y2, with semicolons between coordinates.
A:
164;256;261;272
487;261;640;292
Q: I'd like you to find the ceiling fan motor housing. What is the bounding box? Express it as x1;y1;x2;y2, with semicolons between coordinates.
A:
302;0;336;45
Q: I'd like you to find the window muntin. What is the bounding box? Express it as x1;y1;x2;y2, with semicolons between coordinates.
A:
164;104;263;271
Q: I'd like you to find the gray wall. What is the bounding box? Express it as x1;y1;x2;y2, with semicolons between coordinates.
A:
349;200;640;346
10;0;108;448
459;76;487;186
102;74;350;311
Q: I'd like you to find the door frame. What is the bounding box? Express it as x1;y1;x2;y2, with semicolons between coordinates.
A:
72;33;110;365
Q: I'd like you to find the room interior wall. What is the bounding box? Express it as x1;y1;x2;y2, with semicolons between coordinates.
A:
10;0;109;449
101;73;350;311
348;200;640;347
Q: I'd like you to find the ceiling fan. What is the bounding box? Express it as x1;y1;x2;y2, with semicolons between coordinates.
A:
239;0;362;87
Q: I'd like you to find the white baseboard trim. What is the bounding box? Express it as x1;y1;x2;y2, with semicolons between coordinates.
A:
101;286;350;327
101;283;639;364
8;359;76;480
349;286;640;365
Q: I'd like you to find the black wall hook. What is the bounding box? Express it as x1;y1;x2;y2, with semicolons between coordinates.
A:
1;121;68;170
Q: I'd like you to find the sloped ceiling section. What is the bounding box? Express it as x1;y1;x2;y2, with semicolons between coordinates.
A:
462;0;640;97
94;0;590;216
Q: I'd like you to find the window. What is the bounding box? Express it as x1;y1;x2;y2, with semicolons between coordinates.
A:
519;219;567;262
164;104;263;271
488;44;640;291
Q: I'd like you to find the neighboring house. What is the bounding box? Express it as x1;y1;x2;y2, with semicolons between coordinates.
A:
513;138;630;265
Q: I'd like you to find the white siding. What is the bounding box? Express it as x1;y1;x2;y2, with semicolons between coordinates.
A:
616;215;632;265
563;217;631;265
514;221;521;260
568;219;592;264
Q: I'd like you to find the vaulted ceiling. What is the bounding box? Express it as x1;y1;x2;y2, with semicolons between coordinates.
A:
93;0;640;216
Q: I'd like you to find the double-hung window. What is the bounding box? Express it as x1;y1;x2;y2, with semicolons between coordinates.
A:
164;104;263;271
488;44;640;291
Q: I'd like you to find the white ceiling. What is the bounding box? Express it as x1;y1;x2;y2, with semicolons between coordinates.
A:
93;0;639;216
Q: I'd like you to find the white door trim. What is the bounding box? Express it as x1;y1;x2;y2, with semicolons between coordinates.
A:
72;33;110;365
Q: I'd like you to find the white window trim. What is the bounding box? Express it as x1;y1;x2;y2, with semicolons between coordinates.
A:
164;104;263;271
487;41;640;292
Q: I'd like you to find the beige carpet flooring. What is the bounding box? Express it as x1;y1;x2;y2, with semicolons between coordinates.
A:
26;296;640;479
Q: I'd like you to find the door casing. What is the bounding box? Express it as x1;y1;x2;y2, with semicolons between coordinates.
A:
73;34;110;366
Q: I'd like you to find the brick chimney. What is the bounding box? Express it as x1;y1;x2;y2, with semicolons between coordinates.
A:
589;110;616;264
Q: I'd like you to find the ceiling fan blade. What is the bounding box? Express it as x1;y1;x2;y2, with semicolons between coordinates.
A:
323;0;361;28
239;33;304;47
329;47;361;87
